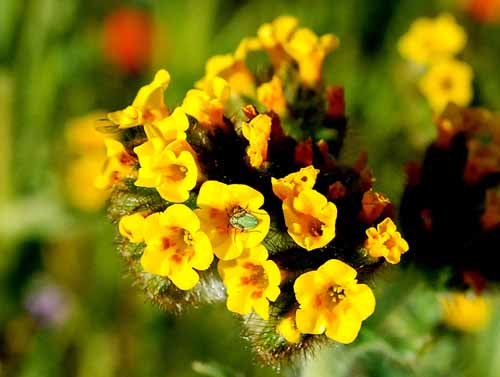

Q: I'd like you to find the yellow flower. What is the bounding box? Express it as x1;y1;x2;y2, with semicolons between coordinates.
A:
255;15;299;68
360;190;391;223
107;69;170;128
294;259;375;344
419;59;473;114
365;218;409;264
119;212;148;243
234;36;262;61
257;76;287;116
398;13;467;65
271;166;320;201
65;111;111;211
218;245;281;320
273;167;336;251
66;155;109;212
284;28;339;86
65;111;108;152
481;189;500;230
283;189;337;251
140;204;214;290
145;107;189;142
277;312;301;343
134;138;199;203
95;139;136;189
440;292;492;333
196;54;255;97
195;181;270;260
235;17;338;86
258;16;298;49
241;114;272;168
182;77;230;129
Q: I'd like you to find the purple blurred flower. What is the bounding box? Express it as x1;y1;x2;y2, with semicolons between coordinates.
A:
24;282;72;327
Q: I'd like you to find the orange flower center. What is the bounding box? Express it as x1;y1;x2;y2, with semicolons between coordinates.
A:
309;219;324;237
160;228;195;264
328;285;346;303
315;285;346;309
441;77;454;91
161;164;187;181
240;262;268;297
142;109;155;123
384;237;396;249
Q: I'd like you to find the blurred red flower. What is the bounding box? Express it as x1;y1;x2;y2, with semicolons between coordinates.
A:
467;0;500;23
103;7;153;74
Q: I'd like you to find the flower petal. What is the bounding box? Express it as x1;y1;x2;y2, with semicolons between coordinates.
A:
296;308;326;334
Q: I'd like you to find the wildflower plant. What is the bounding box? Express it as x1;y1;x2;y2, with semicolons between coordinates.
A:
401;103;500;290
97;16;409;364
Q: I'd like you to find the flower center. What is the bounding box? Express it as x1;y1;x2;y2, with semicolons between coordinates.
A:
441;77;453;91
161;237;174;250
161;229;195;265
142;109;156;123
384;237;396;249
309;219;324;237
161;164;187;181
183;230;194;246
240;262;268;293
327;285;346;303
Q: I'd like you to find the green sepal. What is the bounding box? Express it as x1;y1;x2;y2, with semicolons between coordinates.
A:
240;289;327;366
118;237;225;314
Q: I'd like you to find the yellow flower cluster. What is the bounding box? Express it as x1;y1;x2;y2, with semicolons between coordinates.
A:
119;178;280;319
194;15;338;127
398;14;466;65
398;14;473;114
102;66;282;318
99;17;411;353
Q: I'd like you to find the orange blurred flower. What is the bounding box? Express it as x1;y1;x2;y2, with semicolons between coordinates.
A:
103;7;153;74
466;0;500;23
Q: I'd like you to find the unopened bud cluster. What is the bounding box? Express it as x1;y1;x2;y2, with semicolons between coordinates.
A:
401;103;500;290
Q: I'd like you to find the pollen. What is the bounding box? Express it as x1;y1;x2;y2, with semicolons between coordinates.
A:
328;285;346;303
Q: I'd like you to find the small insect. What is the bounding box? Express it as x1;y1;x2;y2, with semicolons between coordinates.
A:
229;206;259;231
95;119;120;134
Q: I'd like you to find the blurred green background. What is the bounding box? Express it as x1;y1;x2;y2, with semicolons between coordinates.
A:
1;0;500;376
